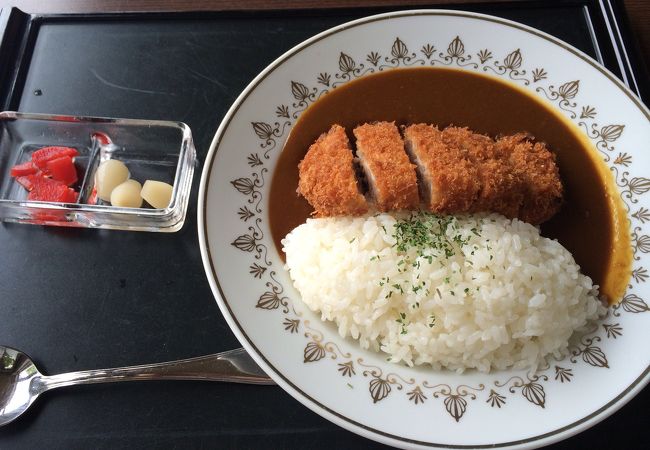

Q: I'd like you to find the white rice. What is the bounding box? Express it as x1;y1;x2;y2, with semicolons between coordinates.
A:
282;213;606;373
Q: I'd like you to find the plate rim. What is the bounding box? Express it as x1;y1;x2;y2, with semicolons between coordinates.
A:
197;9;650;449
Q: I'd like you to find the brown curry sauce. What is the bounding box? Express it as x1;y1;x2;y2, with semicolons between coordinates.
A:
269;67;631;303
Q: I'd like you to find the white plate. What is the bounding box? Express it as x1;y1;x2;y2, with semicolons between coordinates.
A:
198;10;650;449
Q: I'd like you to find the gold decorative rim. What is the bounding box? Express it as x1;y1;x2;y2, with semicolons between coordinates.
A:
199;10;650;449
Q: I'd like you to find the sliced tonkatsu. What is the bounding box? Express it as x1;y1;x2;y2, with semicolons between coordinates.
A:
403;124;479;213
353;121;419;211
297;124;368;217
297;122;563;225
496;133;563;224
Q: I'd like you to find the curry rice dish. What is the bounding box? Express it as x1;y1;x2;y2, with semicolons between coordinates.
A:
289;121;601;372
274;68;632;372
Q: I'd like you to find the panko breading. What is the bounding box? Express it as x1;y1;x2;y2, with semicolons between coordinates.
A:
441;126;525;218
297;124;368;217
496;133;563;224
471;157;525;218
403;124;479;212
441;126;494;159
353;122;419;211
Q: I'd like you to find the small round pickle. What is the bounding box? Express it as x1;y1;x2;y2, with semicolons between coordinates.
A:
96;159;129;201
141;180;173;209
110;179;143;208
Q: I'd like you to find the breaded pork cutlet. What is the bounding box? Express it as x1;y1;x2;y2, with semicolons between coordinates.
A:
353;122;419;211
298;122;562;225
297;124;368;217
496;133;563;224
442;126;525;218
403;124;479;212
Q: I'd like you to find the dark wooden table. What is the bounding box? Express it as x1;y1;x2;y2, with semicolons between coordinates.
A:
0;1;647;450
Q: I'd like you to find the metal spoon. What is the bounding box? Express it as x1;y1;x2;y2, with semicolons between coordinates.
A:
0;345;273;426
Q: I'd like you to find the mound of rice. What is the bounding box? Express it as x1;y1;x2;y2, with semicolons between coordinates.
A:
283;213;605;372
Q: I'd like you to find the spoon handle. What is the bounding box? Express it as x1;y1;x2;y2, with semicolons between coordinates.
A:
36;348;274;392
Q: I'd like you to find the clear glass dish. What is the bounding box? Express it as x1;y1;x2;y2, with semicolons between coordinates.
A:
0;111;196;232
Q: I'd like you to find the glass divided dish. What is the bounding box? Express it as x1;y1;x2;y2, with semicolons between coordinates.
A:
0;112;196;232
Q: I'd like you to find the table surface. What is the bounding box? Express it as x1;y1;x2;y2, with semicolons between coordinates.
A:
0;1;648;450
0;0;647;64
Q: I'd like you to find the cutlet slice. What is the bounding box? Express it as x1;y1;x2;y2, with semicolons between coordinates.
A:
442;126;524;218
496;133;562;224
353;122;419;211
298;124;368;217
403;124;479;212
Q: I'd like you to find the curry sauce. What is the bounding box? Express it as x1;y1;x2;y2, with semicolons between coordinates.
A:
269;67;631;303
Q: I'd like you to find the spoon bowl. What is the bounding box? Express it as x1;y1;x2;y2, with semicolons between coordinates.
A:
0;346;42;426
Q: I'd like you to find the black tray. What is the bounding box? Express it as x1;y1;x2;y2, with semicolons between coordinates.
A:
0;1;647;449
